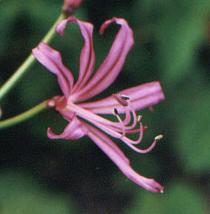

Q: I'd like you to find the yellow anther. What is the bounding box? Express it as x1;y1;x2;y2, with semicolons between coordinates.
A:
137;115;142;122
154;134;163;141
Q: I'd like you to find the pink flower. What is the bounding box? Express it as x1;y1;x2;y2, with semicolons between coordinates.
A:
63;0;82;13
32;16;165;193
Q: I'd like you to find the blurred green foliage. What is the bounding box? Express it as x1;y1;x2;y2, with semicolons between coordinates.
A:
127;181;208;214
0;170;77;214
1;0;210;213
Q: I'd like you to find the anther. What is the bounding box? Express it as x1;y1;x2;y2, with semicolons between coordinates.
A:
137;115;142;122
113;108;119;115
154;134;163;141
112;94;129;106
120;94;130;101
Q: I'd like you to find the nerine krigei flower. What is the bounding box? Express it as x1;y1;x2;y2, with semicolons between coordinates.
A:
32;16;165;193
63;0;82;13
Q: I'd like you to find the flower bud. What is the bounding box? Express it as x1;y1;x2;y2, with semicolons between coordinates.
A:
63;0;82;14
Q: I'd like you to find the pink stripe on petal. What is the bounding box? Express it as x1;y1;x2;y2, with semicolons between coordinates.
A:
79;81;165;114
56;17;95;92
72;17;134;102
87;124;163;192
47;116;86;140
32;43;74;97
38;43;74;87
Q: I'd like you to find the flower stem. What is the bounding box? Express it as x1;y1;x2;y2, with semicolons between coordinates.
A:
0;100;48;129
0;13;65;101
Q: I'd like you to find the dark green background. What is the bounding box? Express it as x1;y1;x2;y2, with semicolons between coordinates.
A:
0;0;210;213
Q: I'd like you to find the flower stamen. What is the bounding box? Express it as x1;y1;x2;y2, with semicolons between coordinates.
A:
112;94;130;106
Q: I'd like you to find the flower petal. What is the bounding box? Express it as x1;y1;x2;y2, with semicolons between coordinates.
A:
32;43;74;97
72;17;134;102
63;0;82;13
86;124;163;192
79;81;165;114
56;16;95;92
47;116;86;140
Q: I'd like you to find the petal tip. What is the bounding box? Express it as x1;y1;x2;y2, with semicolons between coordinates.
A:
145;179;164;193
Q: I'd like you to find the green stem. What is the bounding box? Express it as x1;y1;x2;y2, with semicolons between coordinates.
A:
0;13;66;101
0;100;48;129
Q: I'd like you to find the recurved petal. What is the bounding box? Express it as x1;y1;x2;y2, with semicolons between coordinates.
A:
47;116;86;140
79;81;165;114
72;17;134;102
86;124;163;192
56;16;95;92
32;43;74;97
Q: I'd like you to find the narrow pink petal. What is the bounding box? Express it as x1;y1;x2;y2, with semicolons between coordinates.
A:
47;116;86;140
56;16;95;92
86;124;163;192
32;43;74;97
79;81;165;114
72;17;134;102
84;122;130;165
